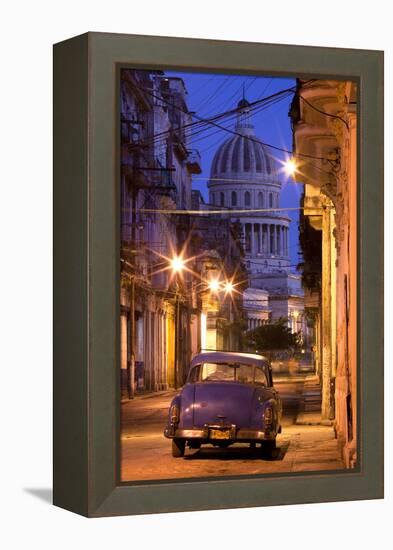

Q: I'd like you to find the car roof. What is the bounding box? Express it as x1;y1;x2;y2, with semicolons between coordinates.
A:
190;351;269;369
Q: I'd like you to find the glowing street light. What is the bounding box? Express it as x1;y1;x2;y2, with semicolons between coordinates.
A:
170;255;185;273
283;157;298;177
208;279;221;292
224;281;234;294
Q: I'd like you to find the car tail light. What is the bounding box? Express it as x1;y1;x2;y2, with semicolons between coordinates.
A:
170;404;180;423
264;405;273;426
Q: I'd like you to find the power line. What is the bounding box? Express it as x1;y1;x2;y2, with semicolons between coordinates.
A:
189;89;294;148
188;92;293;150
130;206;328;216
187;74;219;101
128;83;300;152
192;173;301;184
133;80;335;175
300;95;349;129
196;75;233;114
198;75;258;118
130;82;300;145
196;85;289;155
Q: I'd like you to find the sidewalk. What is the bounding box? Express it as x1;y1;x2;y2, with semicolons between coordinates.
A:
121;389;177;405
295;374;333;426
280;422;344;472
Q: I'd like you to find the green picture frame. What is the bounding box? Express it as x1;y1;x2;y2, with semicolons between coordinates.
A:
53;32;384;517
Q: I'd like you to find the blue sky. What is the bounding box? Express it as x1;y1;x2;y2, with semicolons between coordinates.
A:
166;70;303;269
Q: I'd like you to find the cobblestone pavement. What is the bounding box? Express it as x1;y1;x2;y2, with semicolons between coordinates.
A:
120;373;345;482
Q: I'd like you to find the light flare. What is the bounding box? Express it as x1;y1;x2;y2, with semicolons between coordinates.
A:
208;279;221;292
283;157;298;176
170;255;185;273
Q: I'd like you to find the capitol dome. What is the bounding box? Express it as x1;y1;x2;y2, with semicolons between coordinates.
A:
210;99;280;185
208;96;290;277
210;134;278;179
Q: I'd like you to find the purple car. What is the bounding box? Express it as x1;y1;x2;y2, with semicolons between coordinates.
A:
164;351;282;458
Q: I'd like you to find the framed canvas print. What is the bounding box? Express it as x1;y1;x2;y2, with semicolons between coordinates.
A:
53;32;383;517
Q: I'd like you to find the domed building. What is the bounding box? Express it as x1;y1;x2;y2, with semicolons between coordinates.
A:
208;98;305;333
209;99;290;274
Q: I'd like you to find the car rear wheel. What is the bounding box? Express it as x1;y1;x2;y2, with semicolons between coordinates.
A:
262;439;277;459
172;438;186;457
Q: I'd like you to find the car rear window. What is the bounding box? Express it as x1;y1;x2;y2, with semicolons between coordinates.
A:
191;362;267;385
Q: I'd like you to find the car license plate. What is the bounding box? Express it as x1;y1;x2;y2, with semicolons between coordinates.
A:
210;429;230;440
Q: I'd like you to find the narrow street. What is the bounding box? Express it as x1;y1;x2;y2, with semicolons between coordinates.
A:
120;369;344;482
118;71;359;478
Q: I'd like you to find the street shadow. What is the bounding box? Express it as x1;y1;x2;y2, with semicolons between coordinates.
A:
184;442;290;462
24;488;53;504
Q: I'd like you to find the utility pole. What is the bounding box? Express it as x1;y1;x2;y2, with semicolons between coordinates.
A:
174;287;180;389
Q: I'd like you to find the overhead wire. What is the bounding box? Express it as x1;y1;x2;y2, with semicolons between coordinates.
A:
188;93;294;151
189;88;294;148
128;82;304;151
134;206;328;215
195;75;233;114
198;75;258;118
131;79;334;176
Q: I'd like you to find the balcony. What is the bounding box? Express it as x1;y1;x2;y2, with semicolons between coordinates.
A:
151;165;177;202
120;111;145;145
186;149;202;174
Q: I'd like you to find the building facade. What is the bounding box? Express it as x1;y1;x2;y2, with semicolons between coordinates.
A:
291;79;358;467
120;70;201;398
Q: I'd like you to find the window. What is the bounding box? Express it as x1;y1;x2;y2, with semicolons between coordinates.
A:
220;192;225;206
231;191;237;206
245;191;251;207
197;363;268;385
258;192;264;208
188;365;200;383
255;368;268;386
269;193;273;208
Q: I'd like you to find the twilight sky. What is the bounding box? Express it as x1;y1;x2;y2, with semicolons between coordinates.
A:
165;70;303;270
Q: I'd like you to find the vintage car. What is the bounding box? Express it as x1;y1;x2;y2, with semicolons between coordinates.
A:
164;351;282;458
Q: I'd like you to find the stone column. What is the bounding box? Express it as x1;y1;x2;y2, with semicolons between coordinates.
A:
262;224;267;253
250;222;255;255
321;202;336;420
271;225;275;254
276;226;281;256
266;224;270;254
285;227;288;255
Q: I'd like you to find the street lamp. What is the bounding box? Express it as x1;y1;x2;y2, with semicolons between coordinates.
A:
283;157;298;177
170;255;185;274
169;255;185;389
169;254;190;388
223;281;234;294
207;278;221;293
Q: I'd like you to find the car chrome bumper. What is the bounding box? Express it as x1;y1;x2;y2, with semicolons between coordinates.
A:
164;424;276;441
